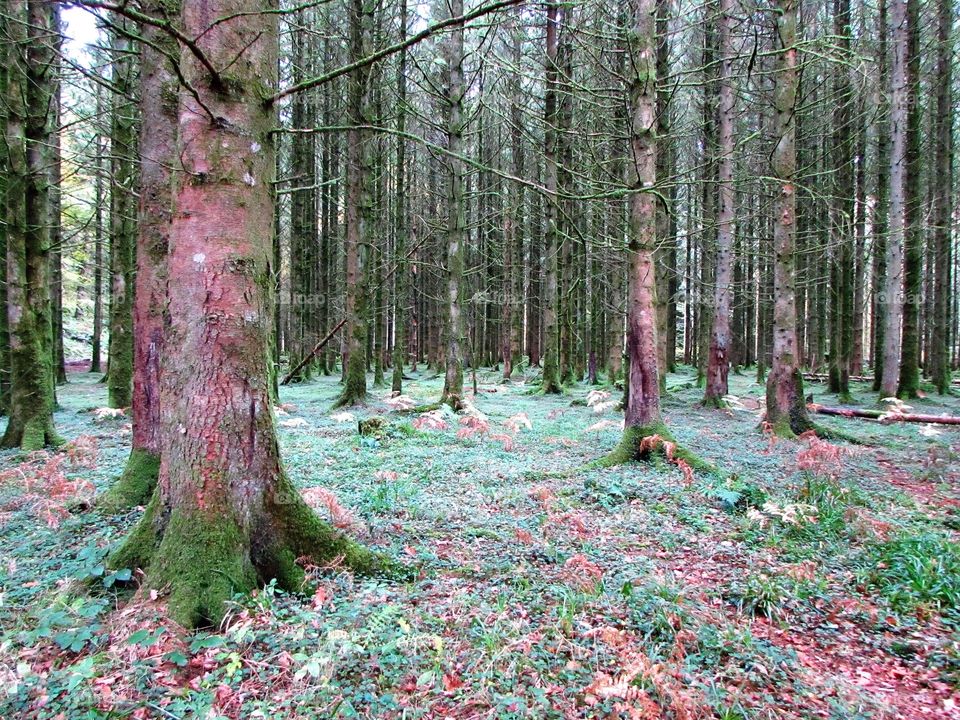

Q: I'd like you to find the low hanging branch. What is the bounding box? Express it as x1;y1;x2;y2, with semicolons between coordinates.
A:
808;403;960;425
281;319;346;385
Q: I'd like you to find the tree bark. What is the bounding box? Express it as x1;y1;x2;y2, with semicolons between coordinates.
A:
764;0;812;437
101;0;176;511
930;0;953;394
879;0;908;399
440;0;466;407
1;0;61;450
704;0;735;406
106;19;138;409
111;0;401;629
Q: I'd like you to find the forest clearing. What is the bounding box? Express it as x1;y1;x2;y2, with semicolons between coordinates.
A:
2;0;960;717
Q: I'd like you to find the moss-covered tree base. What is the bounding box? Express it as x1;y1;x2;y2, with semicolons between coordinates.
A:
99;449;160;512
589;422;720;476
109;476;410;628
333;355;367;409
0;414;63;451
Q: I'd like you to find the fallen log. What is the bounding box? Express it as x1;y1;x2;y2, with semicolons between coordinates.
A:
808;403;960;425
280;318;346;385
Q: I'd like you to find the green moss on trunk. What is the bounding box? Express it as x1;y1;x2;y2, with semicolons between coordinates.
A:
591;422;720;475
109;476;411;628
333;351;367;408
99;449;160;511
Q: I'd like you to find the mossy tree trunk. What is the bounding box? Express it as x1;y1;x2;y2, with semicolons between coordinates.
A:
896;0;921;399
703;0;735;407
765;0;812;438
1;0;61;451
871;0;890;392
828;0;853;402
335;0;373;409
102;0;175;511
391;0;408;394
106;19;137;409
112;0;398;629
541;1;562;395
600;0;670;465
441;0;466;408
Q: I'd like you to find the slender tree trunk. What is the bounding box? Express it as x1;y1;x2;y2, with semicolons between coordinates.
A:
335;0;373;407
1;0;61;450
106;20;137;408
101;0;176;510
541;1;562;393
931;0;953;394
601;0;669;464
704;0;735;406
391;0;408;393
440;0;466;407
879;0;908;399
897;0;921;398
872;0;890;390
765;0;812;437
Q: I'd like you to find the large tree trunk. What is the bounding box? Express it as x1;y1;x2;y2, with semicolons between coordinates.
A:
1;0;61;450
440;0;466;407
764;0;812;437
101;0;175;510
879;0;908;399
106;19;137;409
704;0;735;406
112;0;399;629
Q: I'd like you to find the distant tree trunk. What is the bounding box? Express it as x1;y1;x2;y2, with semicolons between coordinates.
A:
91;93;105;374
101;0;175;510
897;0;921;398
107;20;137;408
503;15;525;381
879;0;908;399
1;0;60;449
704;0;735;406
111;0;400;629
287;5;318;383
335;0;372;408
930;0;953;394
765;0;811;437
440;0;466;407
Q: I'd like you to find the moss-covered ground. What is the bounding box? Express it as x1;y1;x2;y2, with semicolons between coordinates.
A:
1;366;959;718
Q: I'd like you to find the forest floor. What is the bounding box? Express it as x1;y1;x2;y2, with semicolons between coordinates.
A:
1;365;959;719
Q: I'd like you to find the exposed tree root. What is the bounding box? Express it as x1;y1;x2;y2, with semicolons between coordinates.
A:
110;476;412;628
